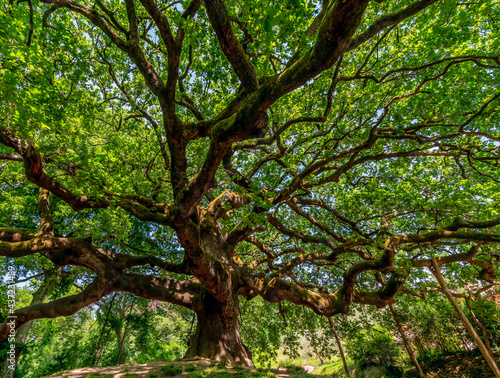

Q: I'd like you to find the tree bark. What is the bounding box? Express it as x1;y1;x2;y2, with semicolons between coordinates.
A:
314;345;325;365
466;297;494;357
183;292;253;367
328;317;350;376
388;303;425;378
430;258;500;378
116;326;129;365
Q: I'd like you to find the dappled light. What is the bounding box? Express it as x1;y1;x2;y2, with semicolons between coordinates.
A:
1;0;499;377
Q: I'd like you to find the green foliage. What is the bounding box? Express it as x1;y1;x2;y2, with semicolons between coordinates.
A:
312;358;352;377
1;0;500;376
160;364;183;376
187;372;204;378
346;324;402;368
467;296;500;346
382;365;404;378
11;292;190;377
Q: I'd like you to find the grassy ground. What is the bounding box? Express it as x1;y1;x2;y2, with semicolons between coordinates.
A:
312;359;386;378
311;358;351;377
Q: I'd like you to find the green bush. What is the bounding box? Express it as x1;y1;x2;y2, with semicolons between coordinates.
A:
346;324;401;368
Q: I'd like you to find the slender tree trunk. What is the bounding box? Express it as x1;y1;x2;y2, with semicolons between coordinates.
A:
183;292;253;367
466;297;494;356
94;327;113;367
389;303;425;377
116;326;129;365
0;272;59;378
93;293;117;367
430;258;500;377
116;297;132;365
313;345;325;365
328;317;350;376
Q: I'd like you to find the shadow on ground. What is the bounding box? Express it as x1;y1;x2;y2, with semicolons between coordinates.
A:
45;358;324;378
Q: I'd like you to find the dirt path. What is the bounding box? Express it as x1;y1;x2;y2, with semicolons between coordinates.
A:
45;359;322;378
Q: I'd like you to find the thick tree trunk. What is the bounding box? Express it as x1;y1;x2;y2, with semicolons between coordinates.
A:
184;293;253;367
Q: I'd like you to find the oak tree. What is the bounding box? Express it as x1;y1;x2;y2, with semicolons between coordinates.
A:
1;0;499;367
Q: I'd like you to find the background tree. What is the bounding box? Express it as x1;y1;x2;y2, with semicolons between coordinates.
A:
1;0;500;369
